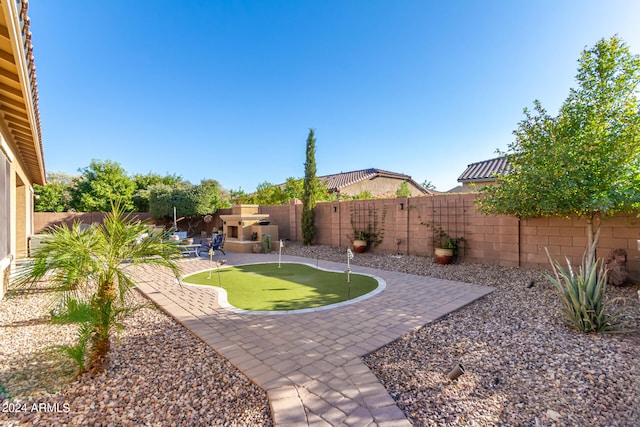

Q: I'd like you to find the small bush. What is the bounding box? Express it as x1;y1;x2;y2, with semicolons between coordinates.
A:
547;256;618;333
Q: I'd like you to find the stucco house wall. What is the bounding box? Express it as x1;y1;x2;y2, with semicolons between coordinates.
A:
0;1;45;299
338;176;426;197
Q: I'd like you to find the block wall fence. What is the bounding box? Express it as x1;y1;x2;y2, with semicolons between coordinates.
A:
34;212;153;233
34;194;640;275
256;194;640;276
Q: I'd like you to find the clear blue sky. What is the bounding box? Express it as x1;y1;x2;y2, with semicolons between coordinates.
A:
29;0;640;192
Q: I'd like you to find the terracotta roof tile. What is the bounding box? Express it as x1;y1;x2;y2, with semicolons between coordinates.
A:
320;168;430;194
457;157;510;182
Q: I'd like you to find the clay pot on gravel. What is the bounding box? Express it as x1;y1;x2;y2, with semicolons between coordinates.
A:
353;239;367;253
435;247;454;265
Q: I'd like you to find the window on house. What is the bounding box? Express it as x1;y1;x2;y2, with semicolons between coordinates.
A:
0;153;9;260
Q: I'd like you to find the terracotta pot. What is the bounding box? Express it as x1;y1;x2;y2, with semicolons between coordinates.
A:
434;247;454;265
353;239;367;253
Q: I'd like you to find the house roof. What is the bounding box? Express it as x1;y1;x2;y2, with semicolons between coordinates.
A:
0;1;45;185
457;157;510;183
320;168;432;195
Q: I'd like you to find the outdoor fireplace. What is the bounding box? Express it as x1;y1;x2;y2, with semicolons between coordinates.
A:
220;205;279;253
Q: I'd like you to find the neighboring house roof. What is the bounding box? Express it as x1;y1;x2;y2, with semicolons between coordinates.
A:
457;157;510;183
0;1;45;184
320;168;432;195
445;185;465;193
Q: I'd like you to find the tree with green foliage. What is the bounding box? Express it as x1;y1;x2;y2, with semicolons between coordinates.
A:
226;188;248;205
149;180;222;235
396;181;411;197
282;177;304;201
301;129;319;245
34;181;70;212
477;36;640;331
71;160;136;211
249;181;289;205
132;172;183;211
246;177;335;206
16;204;182;373
421;180;436;191
477;36;640;270
194;180;223;215
34;172;77;212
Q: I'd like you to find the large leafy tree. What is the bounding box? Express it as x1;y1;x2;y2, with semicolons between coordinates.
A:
34;181;69;212
245;177;334;206
132;172;183;212
71;160;136;211
284;177;334;202
302;129;319;245
249;181;289;205
149;180;222;235
282;177;303;200
16;204;182;373
226;188;249;205
477;36;640;269
34;172;77;212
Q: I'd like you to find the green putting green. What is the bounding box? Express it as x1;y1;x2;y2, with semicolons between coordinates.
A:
182;263;378;311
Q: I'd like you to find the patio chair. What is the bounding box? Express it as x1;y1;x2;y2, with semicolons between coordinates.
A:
198;233;226;256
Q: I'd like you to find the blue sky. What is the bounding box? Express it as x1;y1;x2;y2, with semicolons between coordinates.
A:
29;1;640;192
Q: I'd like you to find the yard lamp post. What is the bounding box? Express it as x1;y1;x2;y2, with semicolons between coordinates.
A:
346;248;354;299
278;239;284;268
207;246;225;287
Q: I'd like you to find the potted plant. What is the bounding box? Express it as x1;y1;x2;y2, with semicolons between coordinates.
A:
428;223;463;265
435;237;457;265
352;231;368;253
349;205;387;253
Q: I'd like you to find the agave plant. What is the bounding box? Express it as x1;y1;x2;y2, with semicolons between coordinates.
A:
15;203;182;374
546;250;617;333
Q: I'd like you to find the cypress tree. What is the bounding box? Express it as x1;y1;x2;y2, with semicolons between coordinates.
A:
301;129;318;245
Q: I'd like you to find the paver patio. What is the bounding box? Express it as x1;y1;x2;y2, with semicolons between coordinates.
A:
133;252;494;426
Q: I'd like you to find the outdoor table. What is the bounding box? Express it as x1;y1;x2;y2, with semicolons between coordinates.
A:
177;243;201;257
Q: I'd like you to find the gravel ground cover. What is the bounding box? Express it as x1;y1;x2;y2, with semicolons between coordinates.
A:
1;243;639;426
285;243;640;427
0;287;272;426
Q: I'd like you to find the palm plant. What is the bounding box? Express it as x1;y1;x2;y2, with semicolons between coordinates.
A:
16;204;182;374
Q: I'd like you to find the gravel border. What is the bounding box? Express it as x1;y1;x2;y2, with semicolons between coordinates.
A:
285;243;640;426
1;288;272;426
2;244;639;426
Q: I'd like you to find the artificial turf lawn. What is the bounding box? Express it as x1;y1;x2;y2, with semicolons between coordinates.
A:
182;263;378;311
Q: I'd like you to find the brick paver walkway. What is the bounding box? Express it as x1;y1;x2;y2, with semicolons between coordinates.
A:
133;252;494;426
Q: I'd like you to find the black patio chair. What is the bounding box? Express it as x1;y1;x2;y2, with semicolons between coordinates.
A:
198;233;225;256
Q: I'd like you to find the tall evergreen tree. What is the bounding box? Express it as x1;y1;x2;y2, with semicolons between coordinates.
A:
301;129;319;245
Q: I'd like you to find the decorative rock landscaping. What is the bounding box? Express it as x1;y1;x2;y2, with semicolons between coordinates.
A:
0;289;272;426
1;242;639;426
286;243;640;426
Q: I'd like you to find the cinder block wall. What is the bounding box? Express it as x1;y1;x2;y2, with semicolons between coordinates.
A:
34;199;640;276
34;212;153;232
251;194;640;275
